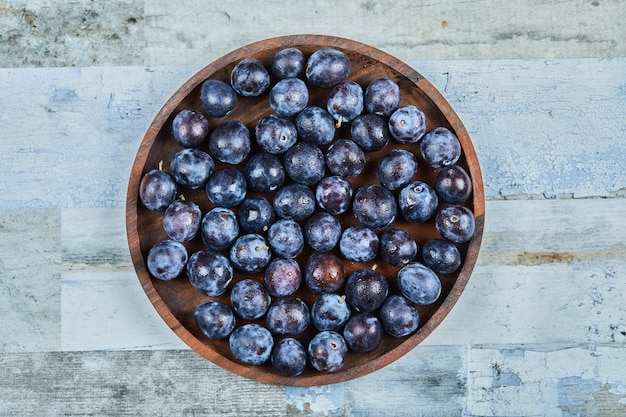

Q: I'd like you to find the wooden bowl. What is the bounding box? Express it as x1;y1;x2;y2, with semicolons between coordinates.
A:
126;34;484;386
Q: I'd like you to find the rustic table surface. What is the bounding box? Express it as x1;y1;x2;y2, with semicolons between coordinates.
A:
1;1;625;416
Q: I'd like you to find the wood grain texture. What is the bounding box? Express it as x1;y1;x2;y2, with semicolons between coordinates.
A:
1;3;626;412
59;198;626;351
0;209;61;352
143;0;625;65
1;1;624;68
0;350;286;417
1;58;624;210
467;345;626;416
0;0;143;67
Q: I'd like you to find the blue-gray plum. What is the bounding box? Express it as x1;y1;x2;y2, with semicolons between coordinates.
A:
194;300;236;340
171;109;209;148
230;58;271;97
345;269;388;313
305;48;351;88
388;105;427;144
352;185;397;229
304;251;345;294
308;331;348;373
420;127;462;169
342;313;383;353
146;239;188;281
397;262;441;305
139;168;177;211
229;324;274;365
230;279;271;320
163;199;202;242
311;293;351;332
435;205;475;244
271;338;307;377
379;295;419;338
186;249;233;296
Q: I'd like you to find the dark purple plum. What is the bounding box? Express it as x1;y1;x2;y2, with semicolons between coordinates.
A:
350;113;391;152
327;81;364;125
420;127;462;169
229;324;274;365
379;295;419;338
388;105;427;144
266;296;310;337
244;152;285;193
268;219;304;259
270;47;305;79
146;239;188;281
264;258;301;297
303;212;342;252
194;300;236;340
171;109;209;148
304;251;345;294
283;141;325;186
269;77;309;117
377;149;418;191
422;238;462;275
398;181;439;223
342;313;383;353
205;167;247;208
295;106;336;146
397;262;441;305
325;138;366;178
305;48;351;88
435;205;475;243
208;120;251;165
200;79;237;117
271;338;307;377
237;196;276;234
339;226;379;263
170;148;214;190
230;278;271;320
434;164;473;204
308;331;348;373
139;168;177;211
345;269;388;313
200;207;240;250
352;184;397;229
255;114;298;154
364;78;401;116
186;249;233;296
230;58;271;97
315;175;354;215
163;199;202;242
273;183;316;221
311;293;351;332
229;233;272;273
379;228;418;267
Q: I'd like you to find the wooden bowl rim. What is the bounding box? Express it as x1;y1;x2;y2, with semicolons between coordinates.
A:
126;34;485;386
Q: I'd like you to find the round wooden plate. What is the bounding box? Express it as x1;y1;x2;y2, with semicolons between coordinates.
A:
126;34;484;386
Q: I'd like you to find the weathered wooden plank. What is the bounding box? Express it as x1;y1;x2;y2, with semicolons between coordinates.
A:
425;197;626;347
0;209;61;352
0;0;144;68
1;0;624;69
466;344;626;416
286;345;466;416
61;207;186;351
143;0;625;66
411;58;626;199
0;350;286;417
1;59;624;210
0;66;163;209
58;198;626;351
61;270;187;351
